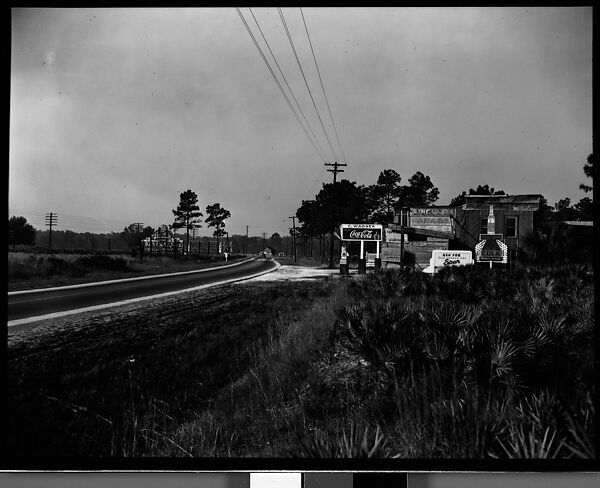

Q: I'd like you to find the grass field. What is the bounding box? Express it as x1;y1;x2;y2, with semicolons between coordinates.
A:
6;264;595;458
7;252;247;291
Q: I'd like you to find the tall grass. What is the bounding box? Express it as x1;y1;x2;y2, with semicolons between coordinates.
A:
133;277;349;457
8;251;244;290
8;252;134;281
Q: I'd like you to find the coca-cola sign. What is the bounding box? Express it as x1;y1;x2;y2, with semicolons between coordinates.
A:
340;224;383;241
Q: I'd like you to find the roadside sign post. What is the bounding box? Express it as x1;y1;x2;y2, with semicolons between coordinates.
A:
423;250;474;274
475;233;507;267
340;224;383;275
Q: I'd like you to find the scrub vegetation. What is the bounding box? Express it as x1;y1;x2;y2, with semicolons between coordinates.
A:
6;264;594;459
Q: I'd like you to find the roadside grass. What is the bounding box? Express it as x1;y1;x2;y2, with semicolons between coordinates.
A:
6;279;341;456
6;264;594;458
7;252;247;290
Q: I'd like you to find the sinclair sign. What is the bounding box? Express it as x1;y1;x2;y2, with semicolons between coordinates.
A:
340;224;383;241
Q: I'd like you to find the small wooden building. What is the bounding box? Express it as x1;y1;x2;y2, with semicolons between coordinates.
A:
384;194;542;267
453;194;542;252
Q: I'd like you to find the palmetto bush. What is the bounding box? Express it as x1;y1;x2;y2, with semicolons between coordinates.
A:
331;265;594;458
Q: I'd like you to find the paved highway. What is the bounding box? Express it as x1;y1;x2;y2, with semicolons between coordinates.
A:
8;258;277;324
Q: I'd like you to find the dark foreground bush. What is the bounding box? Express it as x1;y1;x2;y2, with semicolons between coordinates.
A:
329;264;594;457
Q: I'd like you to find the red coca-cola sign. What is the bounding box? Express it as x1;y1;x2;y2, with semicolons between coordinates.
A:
340;224;383;241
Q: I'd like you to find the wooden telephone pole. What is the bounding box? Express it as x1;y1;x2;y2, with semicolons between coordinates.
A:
289;216;297;263
245;225;249;255
45;213;58;250
325;161;347;268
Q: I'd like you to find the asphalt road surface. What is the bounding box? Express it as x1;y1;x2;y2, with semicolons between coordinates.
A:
8;258;277;323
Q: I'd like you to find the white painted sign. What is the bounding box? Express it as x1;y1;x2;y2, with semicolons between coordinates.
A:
384;228;408;242
411;207;454;215
431;250;473;267
410;216;452;226
424;250;473;273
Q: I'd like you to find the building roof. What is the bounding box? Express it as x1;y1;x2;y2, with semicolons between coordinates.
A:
462;194;542;211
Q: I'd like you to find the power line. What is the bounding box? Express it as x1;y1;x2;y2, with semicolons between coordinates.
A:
278;8;339;163
249;8;329;164
300;7;348;165
235;8;327;164
306;167;327;197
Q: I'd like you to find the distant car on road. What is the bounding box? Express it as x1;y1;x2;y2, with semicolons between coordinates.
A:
277;252;285;257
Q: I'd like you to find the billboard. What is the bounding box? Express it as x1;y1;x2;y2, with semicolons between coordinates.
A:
340;224;383;241
431;250;473;267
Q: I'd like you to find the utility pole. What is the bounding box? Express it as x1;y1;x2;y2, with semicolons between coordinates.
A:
261;232;267;247
133;222;144;256
245;225;249;255
289;216;297;263
325;161;347;268
45;213;58;251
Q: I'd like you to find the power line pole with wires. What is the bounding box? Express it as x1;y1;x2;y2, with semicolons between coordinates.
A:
325;161;347;268
45;212;58;250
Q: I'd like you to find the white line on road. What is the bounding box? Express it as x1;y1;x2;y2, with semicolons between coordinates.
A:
8;257;255;296
8;261;281;328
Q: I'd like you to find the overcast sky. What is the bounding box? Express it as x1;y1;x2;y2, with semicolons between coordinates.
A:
10;7;592;236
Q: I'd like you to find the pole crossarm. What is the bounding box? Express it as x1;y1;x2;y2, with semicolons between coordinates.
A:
324;162;347;268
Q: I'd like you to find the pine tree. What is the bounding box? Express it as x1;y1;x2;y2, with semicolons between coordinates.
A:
172;190;203;255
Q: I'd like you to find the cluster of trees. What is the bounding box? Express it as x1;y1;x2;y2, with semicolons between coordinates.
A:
449;184;506;207
295;169;440;242
117;190;233;254
530;154;594;223
8;216;36;246
293;169;440;264
171;189;231;253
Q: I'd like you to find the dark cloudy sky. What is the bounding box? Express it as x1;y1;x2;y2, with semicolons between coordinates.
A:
9;7;592;237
